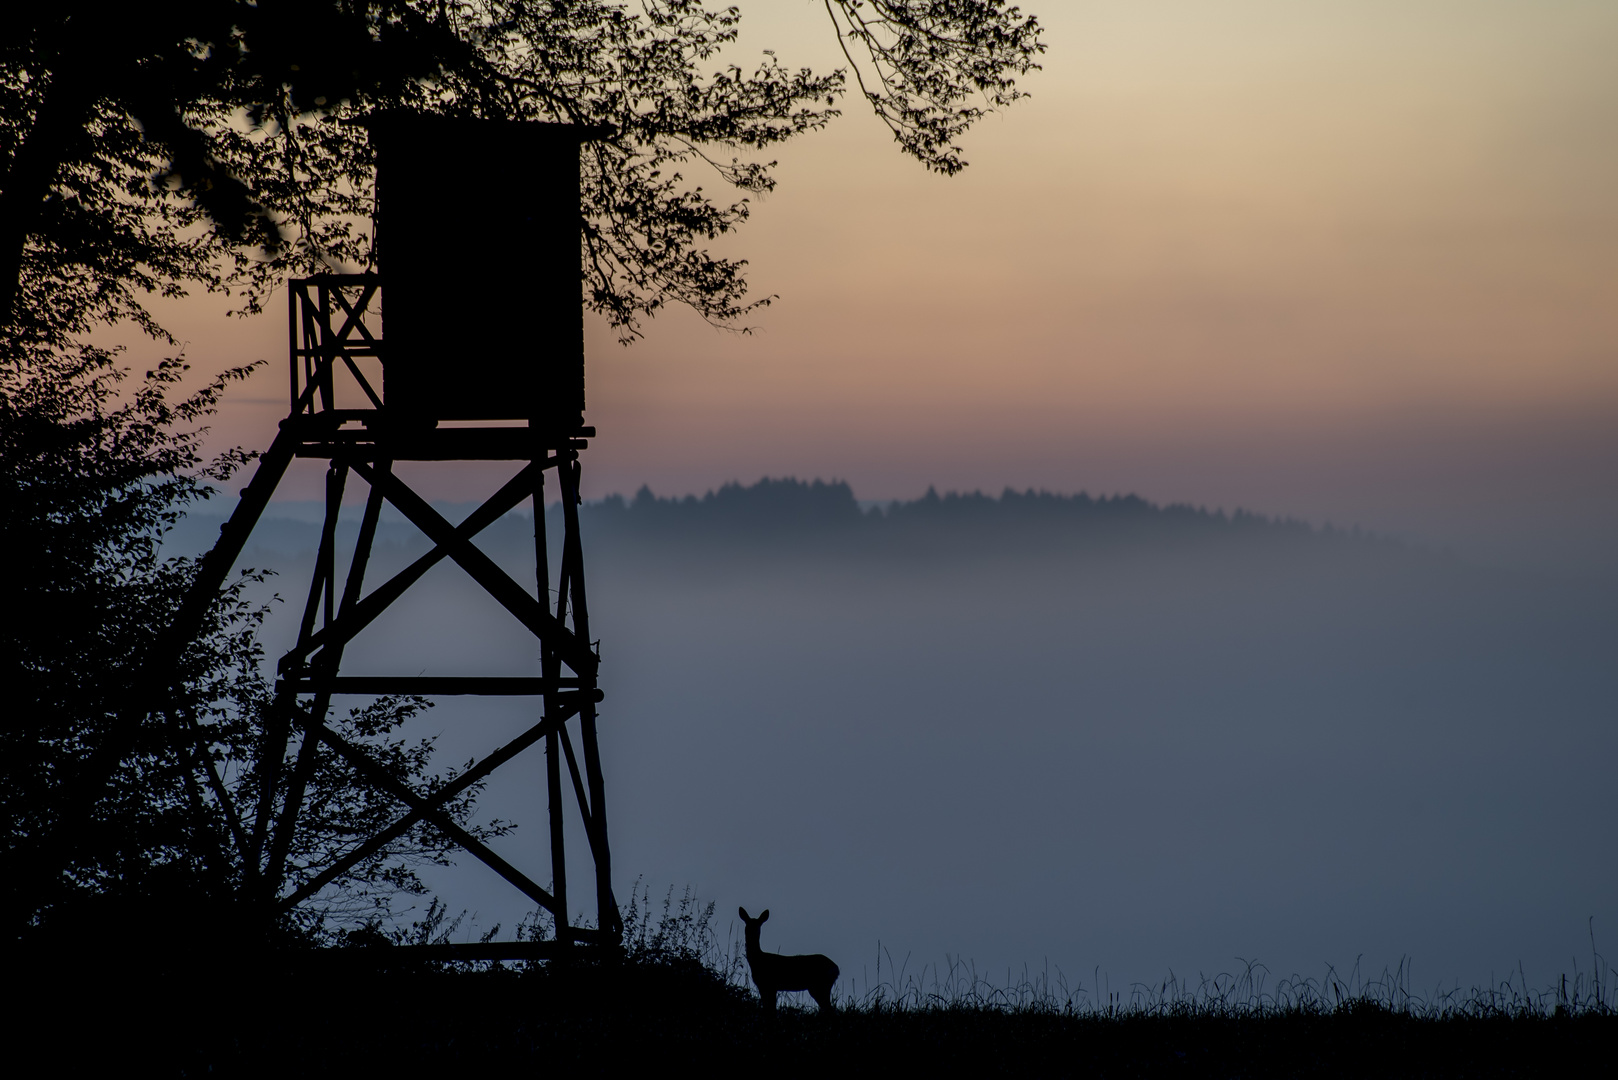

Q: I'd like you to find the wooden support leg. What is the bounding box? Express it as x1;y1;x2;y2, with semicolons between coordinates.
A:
266;465;388;896
558;455;618;940
535;471;570;942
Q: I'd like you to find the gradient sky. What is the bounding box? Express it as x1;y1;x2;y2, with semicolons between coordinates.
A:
153;1;1618;576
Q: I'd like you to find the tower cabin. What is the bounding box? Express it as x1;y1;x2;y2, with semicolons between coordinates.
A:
366;114;589;433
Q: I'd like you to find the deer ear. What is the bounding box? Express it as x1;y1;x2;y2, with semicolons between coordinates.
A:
759;909;769;923
738;907;749;921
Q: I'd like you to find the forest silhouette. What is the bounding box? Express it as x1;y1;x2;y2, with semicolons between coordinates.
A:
171;476;1350;567
580;477;1322;553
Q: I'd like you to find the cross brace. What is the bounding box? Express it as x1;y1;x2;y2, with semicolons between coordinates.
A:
172;414;618;947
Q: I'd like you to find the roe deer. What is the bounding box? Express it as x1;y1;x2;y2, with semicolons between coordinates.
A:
738;907;839;1013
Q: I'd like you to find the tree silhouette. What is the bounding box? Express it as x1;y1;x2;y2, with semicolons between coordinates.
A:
0;349;515;943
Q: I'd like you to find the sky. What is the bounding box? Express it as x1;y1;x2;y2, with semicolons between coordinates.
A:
150;0;1618;577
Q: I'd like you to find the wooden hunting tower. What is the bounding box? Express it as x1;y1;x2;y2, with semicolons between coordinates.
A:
166;114;618;956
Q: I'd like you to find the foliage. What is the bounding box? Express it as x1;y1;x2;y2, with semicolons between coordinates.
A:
618;878;748;983
1;1;1043;339
0;2;417;336
0;342;253;932
824;0;1043;174
0;341;508;940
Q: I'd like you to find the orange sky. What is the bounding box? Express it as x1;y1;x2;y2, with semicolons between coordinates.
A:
150;1;1618;574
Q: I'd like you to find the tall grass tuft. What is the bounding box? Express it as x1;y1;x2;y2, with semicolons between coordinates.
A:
839;947;1617;1019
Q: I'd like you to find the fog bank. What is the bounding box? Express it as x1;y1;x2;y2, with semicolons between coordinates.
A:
169;479;1618;993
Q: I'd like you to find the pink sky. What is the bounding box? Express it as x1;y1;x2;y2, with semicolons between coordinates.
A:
146;1;1618;575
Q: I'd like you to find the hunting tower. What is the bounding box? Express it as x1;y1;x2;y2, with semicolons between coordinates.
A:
171;114;617;954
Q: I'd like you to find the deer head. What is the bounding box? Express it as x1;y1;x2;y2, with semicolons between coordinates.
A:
739;907;770;949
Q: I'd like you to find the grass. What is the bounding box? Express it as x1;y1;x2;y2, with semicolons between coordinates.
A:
14;888;1613;1076
617;881;1617;1022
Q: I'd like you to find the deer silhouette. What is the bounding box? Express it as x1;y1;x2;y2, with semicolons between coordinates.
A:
738;907;839;1013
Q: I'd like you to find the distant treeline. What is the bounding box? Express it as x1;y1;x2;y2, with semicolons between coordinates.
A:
169;478;1383;563
561;477;1348;559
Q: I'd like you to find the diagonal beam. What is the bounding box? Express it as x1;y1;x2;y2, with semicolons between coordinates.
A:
296;709;560;915
276;691;598;912
265;466;387;893
340;356;384;410
328;279;379;349
559;456;619;937
351;461;597;676
557;722;595;839
281;462;545;673
178;708;250;862
254;461;348;865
